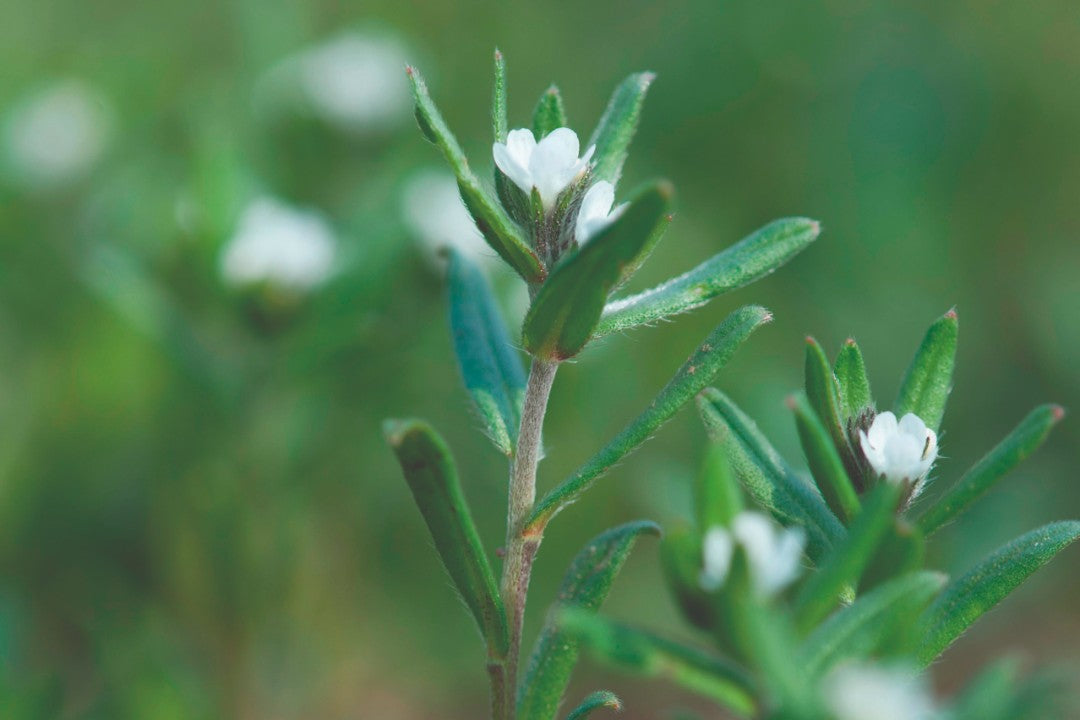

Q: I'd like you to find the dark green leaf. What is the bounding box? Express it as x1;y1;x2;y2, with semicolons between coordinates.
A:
834;338;873;418
588;72;654;185
805;337;862;486
560;609;757;718
798;571;945;677
527;306;771;530
533;85;567;138
951;658;1022;720
518;521;660;720
595;218;820;337
407;66;545;283
917;404;1065;536
697;441;744;530
564;691;621;720
522;181;672;360
790;393;860;524
895;309;958;432
858;518;925;594
697;388;845;563
446;250;526;455
660;524;714;631
493;49;508;143
383;419;509;656
917;521;1080;665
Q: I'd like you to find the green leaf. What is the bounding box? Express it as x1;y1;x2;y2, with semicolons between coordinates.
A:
518;521;660;720
660;524;714;631
595;218;820;337
805;337;863;487
533;85;567;138
951;658;1022;720
560;609;757;718
858;518;926;594
564;691;621;720
798;571;945;677
917;404;1065;536
588;72;654;185
493;49;508;143
790;393;860;524
382;419;509;656
446;250;526;456
697;388;845;563
916;520;1080;665
407;65;545;283
794;482;903;632
527;306;771;530
834;338;873;418
895;309;958;432
697;442;744;530
522;181;673;360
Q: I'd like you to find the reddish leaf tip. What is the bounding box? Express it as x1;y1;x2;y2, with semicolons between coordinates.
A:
944;307;958;320
1051;405;1066;421
844;337;857;346
785;394;798;410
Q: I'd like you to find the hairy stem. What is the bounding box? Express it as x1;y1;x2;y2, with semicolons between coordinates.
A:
498;358;557;719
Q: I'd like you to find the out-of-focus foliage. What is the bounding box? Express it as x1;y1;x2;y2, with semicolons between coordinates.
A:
0;1;1077;718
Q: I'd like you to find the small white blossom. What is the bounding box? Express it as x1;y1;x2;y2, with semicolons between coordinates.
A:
824;664;936;720
492;128;594;209
859;411;938;486
220;197;337;290
700;511;806;597
402;169;495;270
3;80;111;189
575;181;627;243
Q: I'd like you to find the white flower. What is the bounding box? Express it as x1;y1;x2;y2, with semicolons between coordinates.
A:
220;197;337;290
492;128;594;209
402;169;495;270
700;511;806;597
575;181;627;243
824;664;936;720
3;80;111;189
859;411;938;486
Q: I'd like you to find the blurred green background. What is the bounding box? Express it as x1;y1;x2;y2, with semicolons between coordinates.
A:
1;0;1078;717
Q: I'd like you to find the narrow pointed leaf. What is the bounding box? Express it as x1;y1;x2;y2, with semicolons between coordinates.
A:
859;518;926;594
595;218;820;337
895;309;958;432
834;338;873;418
697;388;845;563
917;521;1080;665
697;442;744;529
564;691;621;720
794;482;903;632
917;404;1065;536
560;609;757;717
790;393;860;524
383;419;508;655
446;250;526;455
951;658;1022;720
798;571;946;677
660;524;714;631
533;85;567;138
518;521;660;720
523;181;672;360
588;72;654;185
492;49;508;143
407;66;544;283
805;337;863;485
527;306;771;530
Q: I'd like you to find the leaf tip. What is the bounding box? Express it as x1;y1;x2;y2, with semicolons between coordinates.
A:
785;394;798;410
944;306;959;322
382;418;413;446
844;336;857;347
493;47;503;61
1050;404;1066;422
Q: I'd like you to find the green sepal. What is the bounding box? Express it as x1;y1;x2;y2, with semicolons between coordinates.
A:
446;250;526;455
895;309;958;432
407;65;545;283
382;419;509;656
560;609;757;718
523;181;673;360
805;337;863;488
793;481;903;632
660;523;714;631
697;388;845;564
533;85;567;138
563;691;621;720
527;306;771;530
790;393;860;524
492;49;508;143
917;404;1065;536
588;72;655;185
916;520;1080;665
834;338;873;418
595;218;820;337
797;571;946;678
697;441;744;530
518;521;660;720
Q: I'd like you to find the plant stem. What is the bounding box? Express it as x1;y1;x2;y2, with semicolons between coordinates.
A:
498;358;557;719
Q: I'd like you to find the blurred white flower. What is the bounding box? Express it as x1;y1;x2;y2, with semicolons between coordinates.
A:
575;180;626;243
824;664;936;720
493;128;594;209
701;511;806;597
257;31;411;133
859;411;938;486
3;80;112;189
220;197;337;290
402;169;497;270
